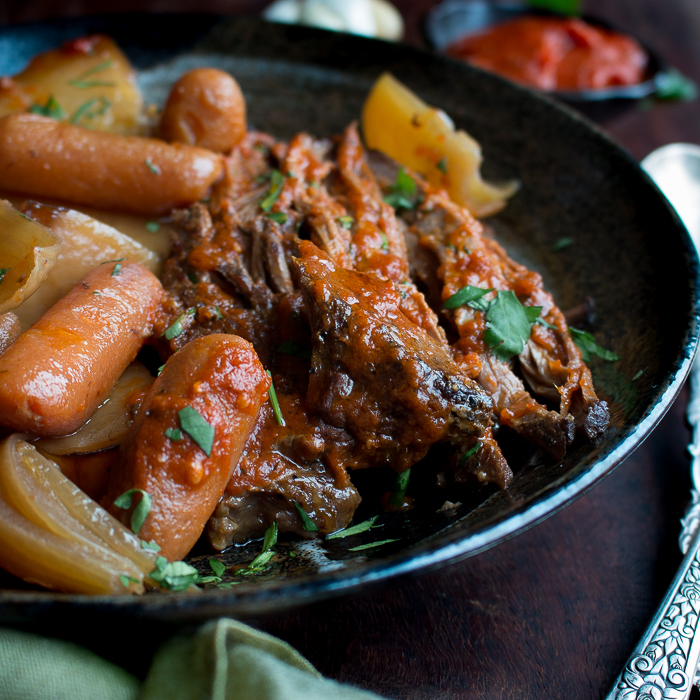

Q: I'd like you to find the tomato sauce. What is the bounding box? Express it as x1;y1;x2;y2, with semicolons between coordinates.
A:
446;16;647;91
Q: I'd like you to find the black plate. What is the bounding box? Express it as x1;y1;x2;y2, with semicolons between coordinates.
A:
425;0;665;102
0;13;697;625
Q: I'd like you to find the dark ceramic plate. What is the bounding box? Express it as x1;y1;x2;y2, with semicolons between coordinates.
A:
0;13;697;626
425;0;665;102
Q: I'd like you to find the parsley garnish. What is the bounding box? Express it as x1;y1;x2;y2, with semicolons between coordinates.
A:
145;159;161;175
338;216;354;229
119;574;139;588
526;0;580;15
633;368;646;381
29;95;65;119
149;557;200;591
209;558;226;577
213;306;224;320
292;501;318;532
260;170;285;211
569;328;620;362
327;516;379;540
0;268;9;283
443;285;494;311
178;406;215;456
389;469;410;508
655;68;698;102
266;211;287;224
437;157;447;174
552;237;573;251
141;539;161;552
163;307;195;340
114;488;152;535
380;232;389;252
348;539;400;552
92;290;100;296
384;168;418;210
458;441;482;466
238;522;278;575
278;340;312;360
157;364;166;376
266;371;286;426
145;220;160;233
112;262;122;277
537;317;558;330
70;96;111;125
165;427;182;441
484;291;542;361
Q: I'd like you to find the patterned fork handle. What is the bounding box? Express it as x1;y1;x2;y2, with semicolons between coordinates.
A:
604;357;700;700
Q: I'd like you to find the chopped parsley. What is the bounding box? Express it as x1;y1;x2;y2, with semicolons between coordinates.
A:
484;291;542;361
266;211;287;224
119;574;139;588
633;368;646;382
238;522;278;575
278;340;312;360
113;488;152;535
260;170;285;211
389;468;410;508
348;538;400;552
443;285;494;311
458;441;482;466
437;157;447;174
163;307;195;340
552;237;573;251
141;539;161;552
157;364;166;376
178;406;215;457
0;268;9;284
292;501;318;532
145;220;160;233
655;68;698;102
145;159;161;175
165;427;182;442
537;317;558;330
569;328;620;362
209;558;226;578
70;96;111;125
111;261;122;277
92;291;101;296
384;168;418;210
149;557;200;592
327;516;379;540
338;216;354;229
380;232;389;252
29;95;66;119
266;371;286;426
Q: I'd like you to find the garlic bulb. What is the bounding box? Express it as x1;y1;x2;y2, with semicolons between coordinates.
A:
263;0;405;41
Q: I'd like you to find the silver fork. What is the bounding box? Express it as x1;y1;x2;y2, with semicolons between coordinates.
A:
605;143;700;700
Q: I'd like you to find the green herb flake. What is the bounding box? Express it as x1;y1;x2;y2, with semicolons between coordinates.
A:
165;427;182;442
338;216;354;229
157;364;166;376
163;307;195;341
437;157;447;174
289;551;297;558
483;291;542;361
569;328;620;362
633;368;646;381
92;290;101;296
114;488;152;535
380;232;389;252
384;167;417;210
70;96;111;125
278;340;312;360
238;522;278;574
178;406;215;457
119;574;139;588
29;95;66;120
327;516;379;540
0;268;9;284
389;469;410;508
266;371;286;426
458;441;482;466
209;558;226;577
260;170;285;212
292;501;318;532
526;0;581;15
443;285;494;311
149;557;200;592
213;306;224;320
552;237;573;252
266;211;287;224
141;539;161;552
145;220;160;233
348;538;400;552
111;262;122;277
655;68;698;102
145;159;161;175
217;582;242;589
537;317;558;330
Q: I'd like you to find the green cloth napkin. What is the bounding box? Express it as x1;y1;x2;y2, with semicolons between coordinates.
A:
0;619;384;700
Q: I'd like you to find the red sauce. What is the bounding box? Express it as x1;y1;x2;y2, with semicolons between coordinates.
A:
446;16;647;91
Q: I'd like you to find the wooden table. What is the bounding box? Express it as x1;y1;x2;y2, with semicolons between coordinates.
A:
3;1;700;697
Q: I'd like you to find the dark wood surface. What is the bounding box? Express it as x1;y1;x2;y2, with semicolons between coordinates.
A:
2;1;699;697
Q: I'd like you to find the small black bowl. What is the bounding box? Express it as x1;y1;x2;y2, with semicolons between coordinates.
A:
425;0;665;102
